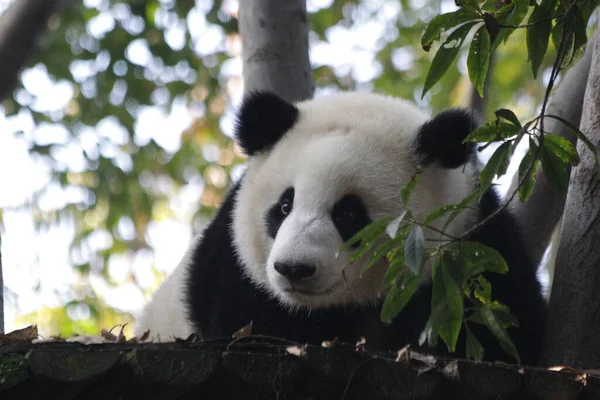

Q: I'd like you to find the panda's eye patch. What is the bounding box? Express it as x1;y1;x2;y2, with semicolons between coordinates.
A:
266;187;294;239
332;194;371;248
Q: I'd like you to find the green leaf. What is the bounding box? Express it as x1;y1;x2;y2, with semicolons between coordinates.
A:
424;204;467;225
543;134;580;165
421;8;481;51
540;142;570;193
422;22;478;98
431;255;464;352
401;176;420;206
467;25;491;97
472;276;492;304
495;109;522;128
464;121;520;143
546;114;600;167
526;0;558;78
361;238;397;273
342;217;392;251
551;6;588;69
518;149;542;201
468;301;519;328
478;304;521;363
492;0;529;49
478;141;512;196
465;325;485;361
381;272;420;323
382;247;406;288
551;21;574;68
404;226;425;275
457;241;509;276
441;191;479;234
458;0;482;11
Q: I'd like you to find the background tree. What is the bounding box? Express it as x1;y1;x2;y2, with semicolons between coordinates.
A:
543;23;600;368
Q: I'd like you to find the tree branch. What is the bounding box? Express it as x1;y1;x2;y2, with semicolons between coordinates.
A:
504;31;597;269
0;0;75;102
542;26;600;368
238;0;314;102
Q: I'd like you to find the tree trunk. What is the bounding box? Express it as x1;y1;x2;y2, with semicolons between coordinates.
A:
505;32;597;270
238;0;314;102
541;30;600;368
0;0;74;102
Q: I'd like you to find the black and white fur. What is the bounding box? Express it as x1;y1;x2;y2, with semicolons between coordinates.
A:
135;91;546;365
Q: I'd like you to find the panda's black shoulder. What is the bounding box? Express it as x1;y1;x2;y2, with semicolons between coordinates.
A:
466;188;547;365
183;181;249;335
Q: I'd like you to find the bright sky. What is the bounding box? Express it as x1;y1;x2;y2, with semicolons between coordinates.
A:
0;0;529;334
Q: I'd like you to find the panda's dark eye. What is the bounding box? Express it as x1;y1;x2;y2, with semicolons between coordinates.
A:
266;187;294;239
332;194;371;248
280;200;292;215
337;210;355;223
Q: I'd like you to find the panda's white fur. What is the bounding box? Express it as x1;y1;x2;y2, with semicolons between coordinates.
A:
134;239;196;340
232;93;477;309
135;91;546;365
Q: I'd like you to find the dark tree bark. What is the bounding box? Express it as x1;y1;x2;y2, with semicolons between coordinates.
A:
542;29;600;368
0;0;75;102
238;0;314;102
505;32;596;270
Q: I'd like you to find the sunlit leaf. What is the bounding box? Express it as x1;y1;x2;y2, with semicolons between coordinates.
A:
422;22;479;98
421;8;481;51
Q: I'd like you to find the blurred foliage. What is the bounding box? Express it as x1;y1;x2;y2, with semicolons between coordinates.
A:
17;296;134;338
3;0;563;337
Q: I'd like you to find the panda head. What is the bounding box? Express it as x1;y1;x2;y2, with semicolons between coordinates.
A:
232;91;479;309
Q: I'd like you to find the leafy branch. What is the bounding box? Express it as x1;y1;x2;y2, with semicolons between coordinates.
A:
348;0;600;363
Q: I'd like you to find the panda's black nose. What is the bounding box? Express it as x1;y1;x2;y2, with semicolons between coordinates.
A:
274;262;316;282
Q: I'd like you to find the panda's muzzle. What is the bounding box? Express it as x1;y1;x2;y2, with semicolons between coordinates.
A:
274;262;316;282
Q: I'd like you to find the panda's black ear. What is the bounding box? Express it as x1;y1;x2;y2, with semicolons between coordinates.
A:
234;91;299;156
415;108;478;169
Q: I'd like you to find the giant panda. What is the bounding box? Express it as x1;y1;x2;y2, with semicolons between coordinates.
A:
135;91;547;365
